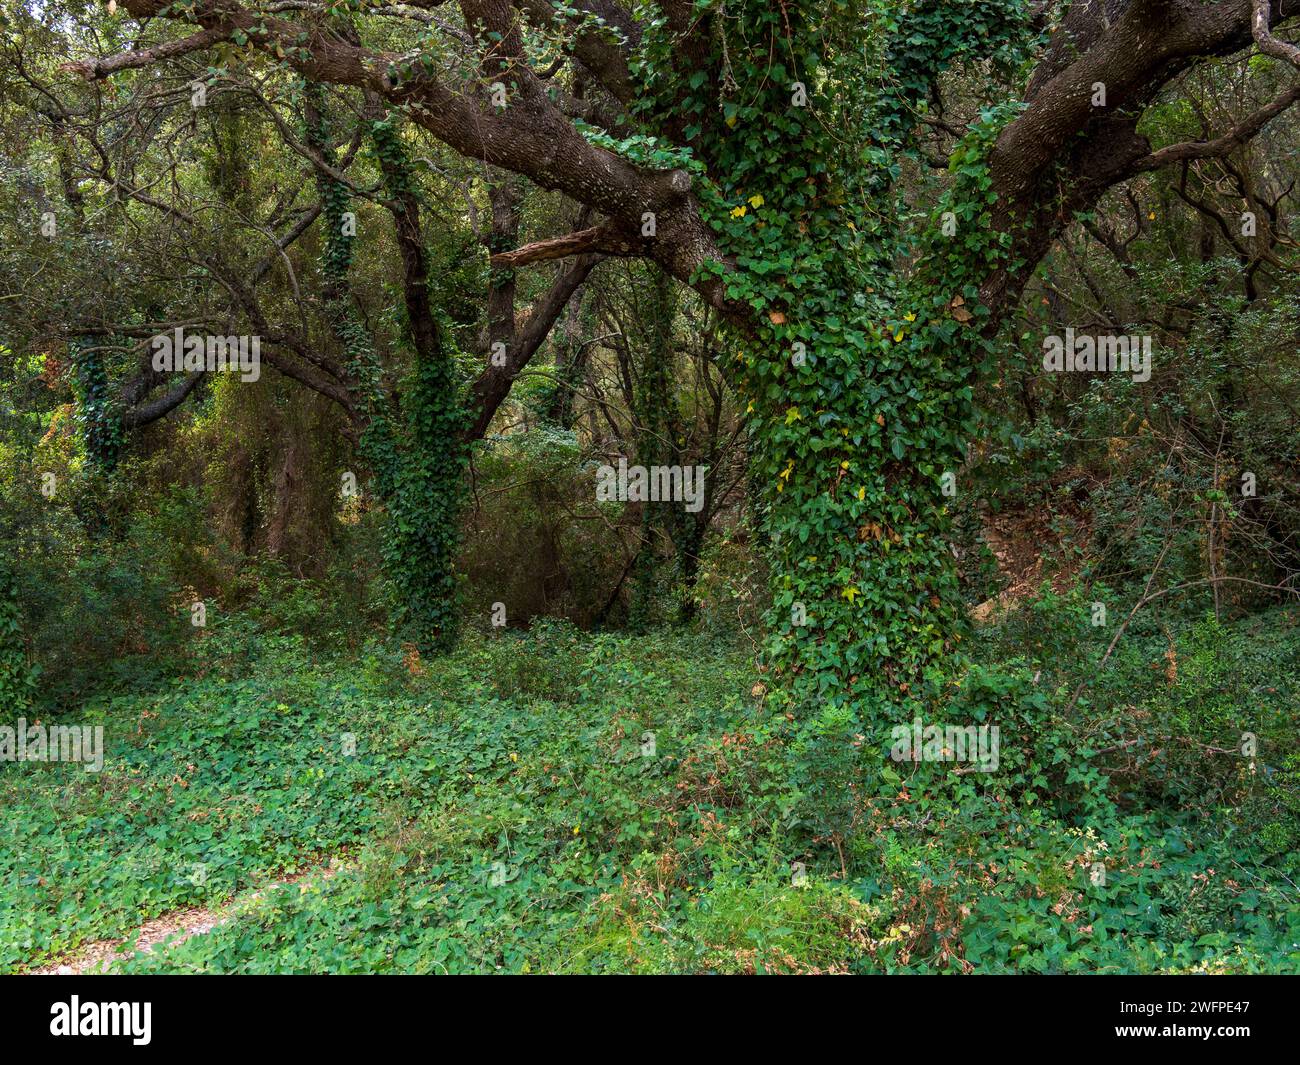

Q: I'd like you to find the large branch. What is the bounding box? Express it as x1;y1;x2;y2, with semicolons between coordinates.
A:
1132;83;1300;171
991;0;1261;209
104;0;726;305
489;223;643;268
61;24;231;80
981;0;1300;320
513;0;639;105
121;371;205;429
1254;0;1300;67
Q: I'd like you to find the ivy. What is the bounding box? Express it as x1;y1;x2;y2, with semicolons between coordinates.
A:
0;557;31;715
369;108;469;652
70;337;123;473
630;1;1036;738
304;79;468;653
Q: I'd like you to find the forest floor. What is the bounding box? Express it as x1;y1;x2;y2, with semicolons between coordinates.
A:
28;860;341;975
3;604;1298;973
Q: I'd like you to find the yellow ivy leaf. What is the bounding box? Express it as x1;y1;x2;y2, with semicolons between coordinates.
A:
842;586;859;603
785;407;802;424
748;193;765;209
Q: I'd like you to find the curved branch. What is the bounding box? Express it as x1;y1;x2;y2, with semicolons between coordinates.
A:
1254;0;1300;69
61;24;231;80
121;371;204;429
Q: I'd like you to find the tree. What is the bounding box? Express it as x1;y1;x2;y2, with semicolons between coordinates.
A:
59;0;1300;719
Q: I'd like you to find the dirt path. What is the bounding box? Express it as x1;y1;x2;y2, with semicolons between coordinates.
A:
26;858;343;975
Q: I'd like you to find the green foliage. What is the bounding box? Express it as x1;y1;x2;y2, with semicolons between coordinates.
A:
3;610;1296;974
377;332;469;652
69;338;123;473
2;0;1298;981
622;1;1035;724
8;480;215;711
0;558;32;714
305;84;469;653
460;427;626;628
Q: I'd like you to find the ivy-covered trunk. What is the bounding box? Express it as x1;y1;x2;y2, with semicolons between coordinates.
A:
641;0;1023;724
305;81;467;654
70;338;123;473
629;269;677;628
746;316;973;716
0;558;31;714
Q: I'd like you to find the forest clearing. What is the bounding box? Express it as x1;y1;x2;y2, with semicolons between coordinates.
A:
1;0;1298;1000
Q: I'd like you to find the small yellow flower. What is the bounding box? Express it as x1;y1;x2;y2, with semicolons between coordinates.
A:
893;330;904;343
857;486;865;501
509;752;518;763
573;825;581;835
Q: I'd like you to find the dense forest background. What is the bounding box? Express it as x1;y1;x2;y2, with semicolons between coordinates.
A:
2;0;1299;974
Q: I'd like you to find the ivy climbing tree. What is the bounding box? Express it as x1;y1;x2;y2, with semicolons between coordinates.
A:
70;337;124;473
0;557;32;715
304;77;468;652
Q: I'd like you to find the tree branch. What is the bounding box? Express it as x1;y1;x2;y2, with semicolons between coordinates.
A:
1131;84;1300;172
489;223;643;268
